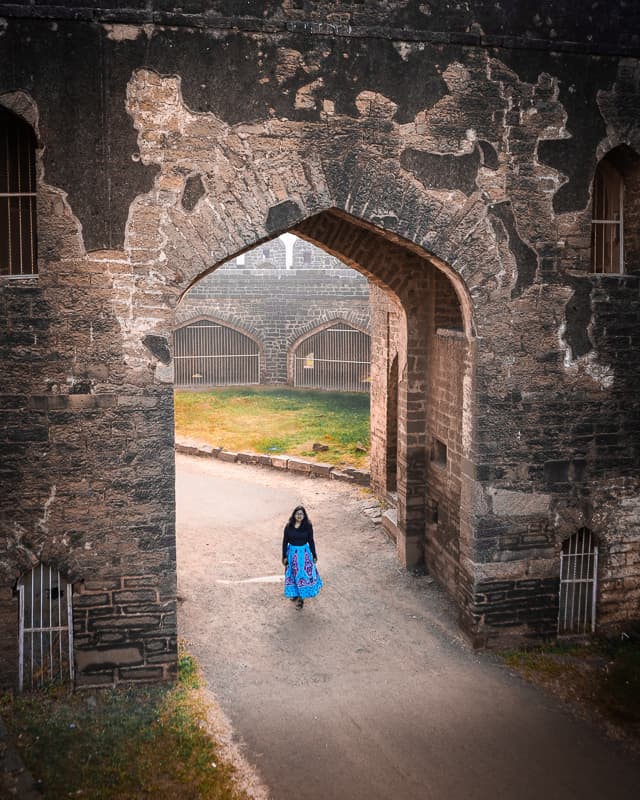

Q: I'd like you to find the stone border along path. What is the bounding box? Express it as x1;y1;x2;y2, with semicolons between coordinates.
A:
175;436;371;486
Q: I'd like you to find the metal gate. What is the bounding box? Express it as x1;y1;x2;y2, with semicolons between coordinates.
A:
558;528;598;636
174;320;260;387
293;323;370;393
18;564;74;691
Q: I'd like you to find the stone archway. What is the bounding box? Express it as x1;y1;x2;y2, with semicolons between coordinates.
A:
1;68;488;687
166;205;476;603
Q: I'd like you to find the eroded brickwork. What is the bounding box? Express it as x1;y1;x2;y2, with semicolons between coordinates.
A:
1;2;639;687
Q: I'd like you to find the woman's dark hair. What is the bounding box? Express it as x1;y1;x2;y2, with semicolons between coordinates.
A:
288;505;311;528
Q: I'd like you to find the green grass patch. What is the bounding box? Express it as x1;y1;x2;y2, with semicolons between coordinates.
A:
0;649;250;800
502;631;640;740
174;386;370;468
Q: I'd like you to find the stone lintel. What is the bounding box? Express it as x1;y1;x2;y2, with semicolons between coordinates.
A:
491;489;551;517
471;558;558;582
75;646;143;672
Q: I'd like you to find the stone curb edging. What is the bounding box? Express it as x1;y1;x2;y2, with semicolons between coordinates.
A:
175;438;370;486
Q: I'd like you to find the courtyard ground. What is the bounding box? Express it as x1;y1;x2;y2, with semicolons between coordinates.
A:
176;453;640;800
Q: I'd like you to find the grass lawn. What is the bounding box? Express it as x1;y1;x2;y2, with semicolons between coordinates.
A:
502;630;640;745
174;386;370;468
0;650;251;800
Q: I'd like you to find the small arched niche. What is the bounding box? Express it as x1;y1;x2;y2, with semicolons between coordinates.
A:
17;563;74;691
558;527;598;636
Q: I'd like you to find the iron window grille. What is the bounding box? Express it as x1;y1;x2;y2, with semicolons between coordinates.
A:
591;159;624;274
293;323;371;393
0;107;37;277
558;528;598;636
18;564;74;691
174;320;260;387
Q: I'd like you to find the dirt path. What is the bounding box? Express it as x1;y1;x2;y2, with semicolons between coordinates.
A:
176;454;640;800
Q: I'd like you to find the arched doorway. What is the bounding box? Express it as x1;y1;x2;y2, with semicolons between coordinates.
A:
173;208;474;592
173;318;262;388
291;320;371;393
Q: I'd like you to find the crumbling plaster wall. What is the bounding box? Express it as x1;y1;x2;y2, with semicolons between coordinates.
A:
1;9;639;685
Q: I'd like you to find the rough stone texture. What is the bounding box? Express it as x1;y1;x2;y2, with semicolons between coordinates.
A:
491;490;552;518
1;3;639;687
177;238;370;384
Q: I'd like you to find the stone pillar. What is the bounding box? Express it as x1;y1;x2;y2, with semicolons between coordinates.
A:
395;268;434;570
369;285;401;497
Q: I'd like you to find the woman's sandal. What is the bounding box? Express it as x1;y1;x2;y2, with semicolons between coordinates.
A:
296;598;304;609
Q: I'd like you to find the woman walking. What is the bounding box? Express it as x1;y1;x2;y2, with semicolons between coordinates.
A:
282;505;323;609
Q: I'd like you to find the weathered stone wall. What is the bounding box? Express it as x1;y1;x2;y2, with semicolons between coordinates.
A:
1;2;640;687
177;239;371;384
370;269;468;606
0;263;178;689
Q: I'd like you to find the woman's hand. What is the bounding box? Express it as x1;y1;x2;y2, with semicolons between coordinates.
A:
282;558;288;567
313;557;317;564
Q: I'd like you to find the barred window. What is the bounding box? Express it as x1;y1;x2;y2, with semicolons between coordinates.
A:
174;319;260;387
591;158;623;274
293;323;371;393
0;107;37;276
558;528;598;636
18;563;74;691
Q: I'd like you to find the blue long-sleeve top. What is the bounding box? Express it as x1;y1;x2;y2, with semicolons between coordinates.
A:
282;521;317;560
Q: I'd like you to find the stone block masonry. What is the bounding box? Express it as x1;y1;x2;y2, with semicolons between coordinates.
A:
177;238;371;384
1;2;640;689
73;575;177;687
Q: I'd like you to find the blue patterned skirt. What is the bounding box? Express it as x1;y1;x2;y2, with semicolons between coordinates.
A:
284;544;323;599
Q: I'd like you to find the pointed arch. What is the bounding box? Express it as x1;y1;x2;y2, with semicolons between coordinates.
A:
173;316;263;387
289;318;371;393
